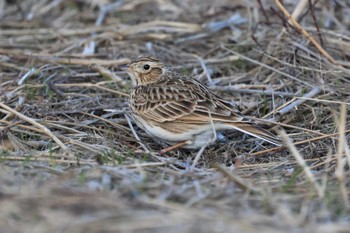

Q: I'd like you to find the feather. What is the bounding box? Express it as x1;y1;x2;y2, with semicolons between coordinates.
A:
226;122;282;146
128;56;282;149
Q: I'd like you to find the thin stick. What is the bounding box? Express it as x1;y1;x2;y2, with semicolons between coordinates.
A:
295;97;350;106
90;63;127;87
278;129;323;198
221;45;314;87
160;141;187;154
82;112;130;132
189;111;217;170
344;141;350;170
124;113;150;153
246;116;326;136
0;102;67;150
75;83;129;97
125;161;167;168
274;0;338;65
309;153;338;170
335;103;350;208
289;0;309;21
198;57;213;84
213;163;261;193
2;156;97;165
274;87;321;116
210;86;297;97
239;157;324;170
17;67;36;85
251;129;350;156
190;143;208;171
25;83;129;97
263;97;297;119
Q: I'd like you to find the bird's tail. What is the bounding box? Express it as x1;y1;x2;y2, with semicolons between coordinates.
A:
227;122;282;146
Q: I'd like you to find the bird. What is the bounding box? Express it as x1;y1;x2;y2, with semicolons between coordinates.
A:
126;56;282;156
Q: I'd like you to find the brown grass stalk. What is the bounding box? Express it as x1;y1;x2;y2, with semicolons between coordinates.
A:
0;102;67;150
274;0;338;65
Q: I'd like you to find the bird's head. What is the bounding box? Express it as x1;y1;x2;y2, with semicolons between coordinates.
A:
127;56;167;86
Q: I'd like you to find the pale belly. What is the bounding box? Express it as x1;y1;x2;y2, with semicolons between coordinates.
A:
133;115;228;149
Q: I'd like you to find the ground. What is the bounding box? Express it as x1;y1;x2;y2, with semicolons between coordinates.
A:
0;0;350;232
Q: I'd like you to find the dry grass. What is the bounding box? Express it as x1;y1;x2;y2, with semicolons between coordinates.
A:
1;0;350;232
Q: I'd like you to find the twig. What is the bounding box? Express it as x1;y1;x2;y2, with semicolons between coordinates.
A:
264;87;321;117
309;153;336;170
1;156;97;165
246;116;326;136
198;57;213;84
0;102;67;150
190;111;218;171
288;0;309;22
96;1;124;26
254;47;332;72
210;86;297;97
295;97;350;106
251;129;350;156
160;141;187;154
278;129;323;198
308;0;323;47
90;63;127;87
239;157;326;170
257;0;270;22
175;13;246;43
124;113;150;153
25;83;129;97
81;112;130;132
69;139;108;154
17;67;36;85
334;103;350;209
125;161;167;168
221;45;314;87
0;49;131;67
213;163;261;193
32;164;66;175
274;0;338;65
263;0;318;68
190;142;208;171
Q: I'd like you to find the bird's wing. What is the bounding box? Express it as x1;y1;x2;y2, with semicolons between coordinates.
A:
130;76;245;124
130;76;282;146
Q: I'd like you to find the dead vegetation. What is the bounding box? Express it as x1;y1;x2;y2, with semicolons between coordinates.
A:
0;0;350;232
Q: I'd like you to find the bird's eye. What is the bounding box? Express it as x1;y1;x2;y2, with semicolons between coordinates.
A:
143;64;150;70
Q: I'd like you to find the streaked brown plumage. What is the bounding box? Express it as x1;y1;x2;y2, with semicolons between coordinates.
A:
127;56;281;149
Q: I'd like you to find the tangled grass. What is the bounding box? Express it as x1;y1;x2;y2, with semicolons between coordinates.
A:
0;0;350;232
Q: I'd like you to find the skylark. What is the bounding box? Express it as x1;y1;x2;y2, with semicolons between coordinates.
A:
127;56;281;153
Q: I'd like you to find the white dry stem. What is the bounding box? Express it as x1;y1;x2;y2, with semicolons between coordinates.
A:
295;97;350;106
124;113;150;153
190;143;208;172
190;111;216;171
263;87;321;120
335;103;350;209
277;87;321;115
198;57;213;84
278;129;323;198
17;67;36;85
